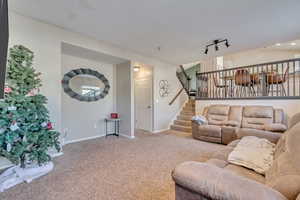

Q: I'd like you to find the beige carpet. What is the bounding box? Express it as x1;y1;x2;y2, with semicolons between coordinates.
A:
0;130;225;200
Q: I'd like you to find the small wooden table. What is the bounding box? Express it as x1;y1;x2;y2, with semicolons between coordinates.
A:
105;118;121;137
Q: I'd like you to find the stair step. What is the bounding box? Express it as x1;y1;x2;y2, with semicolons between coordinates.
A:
184;103;195;108
174;120;191;126
177;115;193;121
182;108;195;113
170;125;192;133
181;111;195;115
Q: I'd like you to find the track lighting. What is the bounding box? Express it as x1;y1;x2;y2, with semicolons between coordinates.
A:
203;39;230;55
225;40;230;48
215;44;219;51
204;48;208;54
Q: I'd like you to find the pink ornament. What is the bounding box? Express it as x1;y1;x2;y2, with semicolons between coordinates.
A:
27;90;35;97
4;87;12;94
47;122;53;130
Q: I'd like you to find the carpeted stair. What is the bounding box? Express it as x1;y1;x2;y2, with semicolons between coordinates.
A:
170;100;195;133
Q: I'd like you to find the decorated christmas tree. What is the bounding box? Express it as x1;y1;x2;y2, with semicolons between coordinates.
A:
0;45;60;168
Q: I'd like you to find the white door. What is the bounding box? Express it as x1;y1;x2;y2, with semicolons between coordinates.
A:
134;77;153;131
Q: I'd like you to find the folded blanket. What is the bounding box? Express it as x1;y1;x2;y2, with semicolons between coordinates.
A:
228;136;275;174
192;115;208;125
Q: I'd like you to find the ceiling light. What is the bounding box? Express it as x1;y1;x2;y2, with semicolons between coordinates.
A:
275;43;281;46
215;44;219;51
291;42;297;46
133;66;140;72
204;48;208;54
225;40;230;48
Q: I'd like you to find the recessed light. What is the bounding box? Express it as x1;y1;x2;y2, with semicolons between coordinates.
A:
275;43;281;46
291;42;297;46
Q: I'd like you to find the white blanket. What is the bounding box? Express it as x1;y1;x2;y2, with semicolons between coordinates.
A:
0;162;53;192
228;136;275;174
192;115;208;125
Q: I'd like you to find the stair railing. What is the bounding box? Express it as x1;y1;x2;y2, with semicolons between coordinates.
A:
169;65;192;105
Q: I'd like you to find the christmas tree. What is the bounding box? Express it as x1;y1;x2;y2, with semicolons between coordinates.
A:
0;45;60;168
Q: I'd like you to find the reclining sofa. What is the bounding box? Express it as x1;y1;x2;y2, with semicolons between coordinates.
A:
173;113;300;200
192;104;287;144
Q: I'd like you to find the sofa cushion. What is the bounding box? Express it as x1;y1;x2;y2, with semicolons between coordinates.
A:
211;146;234;161
242;106;274;130
242;117;273;130
265;123;300;200
228;106;243;127
243;106;273;118
274;135;286;160
225;164;265;184
198;125;221;138
206;158;228;168
264;123;287;133
208;105;230;116
172;162;287;200
237;128;281;144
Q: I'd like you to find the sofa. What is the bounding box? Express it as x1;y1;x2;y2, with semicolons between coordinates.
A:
172;113;300;200
192;104;287;145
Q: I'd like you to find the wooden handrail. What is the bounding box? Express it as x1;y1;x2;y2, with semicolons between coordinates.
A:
169;88;184;105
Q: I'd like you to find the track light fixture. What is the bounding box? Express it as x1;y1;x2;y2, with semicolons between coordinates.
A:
215;44;219;51
204;47;208;54
204;39;230;54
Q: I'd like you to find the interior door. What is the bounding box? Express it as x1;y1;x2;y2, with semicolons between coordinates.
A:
134;77;153;131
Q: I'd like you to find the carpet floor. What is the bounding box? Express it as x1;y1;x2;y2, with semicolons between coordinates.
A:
0;130;225;200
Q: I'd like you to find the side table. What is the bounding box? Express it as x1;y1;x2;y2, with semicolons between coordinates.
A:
105;118;121;137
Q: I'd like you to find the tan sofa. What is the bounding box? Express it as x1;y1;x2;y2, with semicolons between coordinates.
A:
192;104;287;144
172;113;300;200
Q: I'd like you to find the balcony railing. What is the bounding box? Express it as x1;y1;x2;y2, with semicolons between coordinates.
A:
196;58;300;100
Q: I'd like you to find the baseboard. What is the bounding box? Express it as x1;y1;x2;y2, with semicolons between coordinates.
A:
64;134;106;145
120;134;135;139
152;128;169;133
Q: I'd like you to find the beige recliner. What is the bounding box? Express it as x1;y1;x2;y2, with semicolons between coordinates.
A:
192;104;287;144
172;113;300;200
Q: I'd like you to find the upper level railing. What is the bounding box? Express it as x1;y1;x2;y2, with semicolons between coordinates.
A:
196;58;300;100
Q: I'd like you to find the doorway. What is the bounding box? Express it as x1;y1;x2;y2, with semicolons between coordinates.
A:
134;64;153;132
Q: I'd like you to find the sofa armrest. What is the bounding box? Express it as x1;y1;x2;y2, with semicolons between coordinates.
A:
172;162;287;200
264;123;287;132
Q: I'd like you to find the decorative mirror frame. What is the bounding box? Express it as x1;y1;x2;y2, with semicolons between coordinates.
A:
62;68;110;102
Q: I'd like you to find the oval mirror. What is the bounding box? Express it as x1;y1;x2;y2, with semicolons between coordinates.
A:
62;68;110;102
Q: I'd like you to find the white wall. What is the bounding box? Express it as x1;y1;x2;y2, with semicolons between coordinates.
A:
116;62;134;138
9;11;186;135
61;54;114;142
196;100;300;125
153;65;188;131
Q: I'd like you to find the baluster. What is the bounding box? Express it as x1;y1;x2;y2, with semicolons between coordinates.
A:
293;61;296;97
287;63;290;97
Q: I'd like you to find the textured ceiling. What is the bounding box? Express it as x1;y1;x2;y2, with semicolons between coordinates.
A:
9;0;300;64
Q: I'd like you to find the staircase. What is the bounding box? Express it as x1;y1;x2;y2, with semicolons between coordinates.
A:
170;100;195;132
